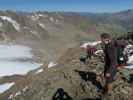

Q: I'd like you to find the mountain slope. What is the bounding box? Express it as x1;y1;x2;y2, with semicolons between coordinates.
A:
0;10;133;99
0;47;133;100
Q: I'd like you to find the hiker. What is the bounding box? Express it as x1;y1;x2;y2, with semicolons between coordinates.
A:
100;33;128;95
80;45;96;64
86;45;97;59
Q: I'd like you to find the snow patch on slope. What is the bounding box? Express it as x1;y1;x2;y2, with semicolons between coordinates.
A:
30;30;40;38
35;68;43;74
0;44;42;77
8;86;29;99
38;14;44;17
0;45;33;59
0;82;14;94
0;16;20;31
49;17;54;22
48;62;57;68
0;61;42;77
31;14;43;21
80;41;101;48
38;23;46;29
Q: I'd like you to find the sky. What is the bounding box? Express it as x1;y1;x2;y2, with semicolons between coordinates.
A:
0;0;133;13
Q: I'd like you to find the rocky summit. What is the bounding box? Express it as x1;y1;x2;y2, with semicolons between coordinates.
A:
0;47;132;100
0;10;133;100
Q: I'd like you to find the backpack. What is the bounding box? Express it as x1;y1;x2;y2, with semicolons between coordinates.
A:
116;39;129;66
117;47;127;65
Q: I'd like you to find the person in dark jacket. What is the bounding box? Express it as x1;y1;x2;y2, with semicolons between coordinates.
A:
100;33;128;95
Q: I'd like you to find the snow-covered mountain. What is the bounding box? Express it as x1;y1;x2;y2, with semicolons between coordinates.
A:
0;10;133;100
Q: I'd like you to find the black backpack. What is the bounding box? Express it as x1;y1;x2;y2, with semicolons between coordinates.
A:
117;45;128;65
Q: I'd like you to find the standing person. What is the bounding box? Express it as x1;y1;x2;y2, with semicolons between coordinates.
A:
100;33;128;95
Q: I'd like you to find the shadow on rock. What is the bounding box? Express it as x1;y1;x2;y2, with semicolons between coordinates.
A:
128;74;133;83
52;88;73;100
75;70;103;92
82;98;101;100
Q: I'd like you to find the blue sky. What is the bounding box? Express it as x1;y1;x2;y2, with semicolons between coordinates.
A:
0;0;133;12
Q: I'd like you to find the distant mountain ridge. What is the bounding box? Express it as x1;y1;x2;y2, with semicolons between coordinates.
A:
0;9;133;61
0;9;133;100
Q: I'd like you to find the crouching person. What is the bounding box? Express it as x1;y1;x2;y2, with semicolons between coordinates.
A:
86;45;97;59
80;45;97;64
